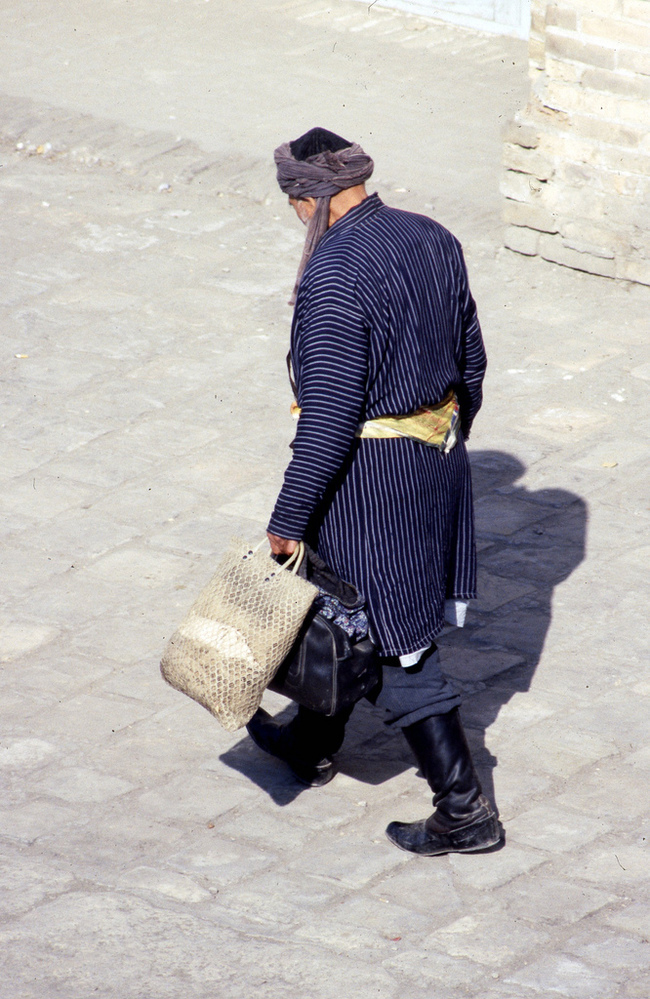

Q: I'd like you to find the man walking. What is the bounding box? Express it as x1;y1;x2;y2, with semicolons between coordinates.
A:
247;127;500;857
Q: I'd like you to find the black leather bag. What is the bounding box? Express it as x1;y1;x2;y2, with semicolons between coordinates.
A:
268;546;380;716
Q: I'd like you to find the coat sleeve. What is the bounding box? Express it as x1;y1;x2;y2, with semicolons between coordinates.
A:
453;242;486;439
268;264;369;540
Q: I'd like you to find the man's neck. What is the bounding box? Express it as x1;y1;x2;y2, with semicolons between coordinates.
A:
328;185;368;227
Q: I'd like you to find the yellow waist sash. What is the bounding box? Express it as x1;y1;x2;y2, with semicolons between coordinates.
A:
291;390;460;454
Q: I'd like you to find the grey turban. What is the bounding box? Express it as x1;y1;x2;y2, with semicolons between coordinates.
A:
274;141;374;303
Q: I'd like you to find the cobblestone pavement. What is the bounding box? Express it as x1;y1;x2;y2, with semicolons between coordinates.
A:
1;3;649;998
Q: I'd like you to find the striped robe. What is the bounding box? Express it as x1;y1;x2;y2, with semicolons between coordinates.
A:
268;194;487;656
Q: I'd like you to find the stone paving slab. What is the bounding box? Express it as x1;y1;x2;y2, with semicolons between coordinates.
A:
1;2;649;997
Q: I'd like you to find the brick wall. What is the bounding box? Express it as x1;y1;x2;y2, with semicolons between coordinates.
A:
502;0;650;285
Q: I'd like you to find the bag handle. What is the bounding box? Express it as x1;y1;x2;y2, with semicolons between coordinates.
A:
277;541;305;575
251;538;305;575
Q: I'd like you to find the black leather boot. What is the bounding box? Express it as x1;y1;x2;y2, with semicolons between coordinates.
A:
246;705;351;787
386;708;501;855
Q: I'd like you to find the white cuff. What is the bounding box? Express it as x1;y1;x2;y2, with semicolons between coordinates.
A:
445;599;468;628
398;646;430;669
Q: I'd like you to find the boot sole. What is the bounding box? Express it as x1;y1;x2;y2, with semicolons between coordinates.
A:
385;828;503;856
385;814;502;856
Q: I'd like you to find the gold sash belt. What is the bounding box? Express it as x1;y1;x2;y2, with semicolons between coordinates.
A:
290;389;460;454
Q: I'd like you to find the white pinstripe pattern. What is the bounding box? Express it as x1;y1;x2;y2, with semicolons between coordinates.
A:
268;194;486;656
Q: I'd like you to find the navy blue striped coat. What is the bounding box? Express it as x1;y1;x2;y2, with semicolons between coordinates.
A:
268;194;487;656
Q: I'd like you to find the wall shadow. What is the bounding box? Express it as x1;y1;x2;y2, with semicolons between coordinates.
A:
220;449;587;811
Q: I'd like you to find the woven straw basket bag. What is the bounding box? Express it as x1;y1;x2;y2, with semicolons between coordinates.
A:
160;539;317;731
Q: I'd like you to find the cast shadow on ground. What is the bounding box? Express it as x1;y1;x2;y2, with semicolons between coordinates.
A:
219;450;587;810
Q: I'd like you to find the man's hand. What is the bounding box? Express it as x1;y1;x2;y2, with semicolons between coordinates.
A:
267;532;299;556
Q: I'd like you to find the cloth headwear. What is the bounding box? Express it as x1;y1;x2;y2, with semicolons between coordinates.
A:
274;127;374;303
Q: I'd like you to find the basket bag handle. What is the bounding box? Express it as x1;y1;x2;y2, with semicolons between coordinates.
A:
250;539;306;576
